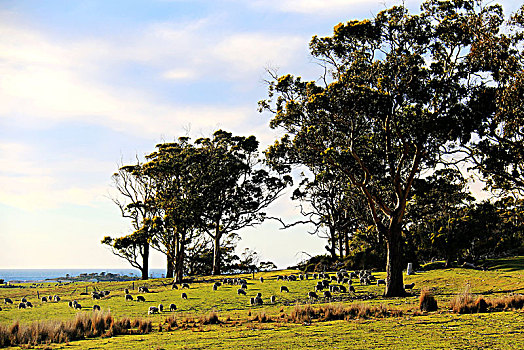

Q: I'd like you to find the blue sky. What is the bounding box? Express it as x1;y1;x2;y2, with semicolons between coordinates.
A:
0;0;519;270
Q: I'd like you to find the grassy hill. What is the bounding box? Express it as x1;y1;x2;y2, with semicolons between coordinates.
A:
1;257;523;349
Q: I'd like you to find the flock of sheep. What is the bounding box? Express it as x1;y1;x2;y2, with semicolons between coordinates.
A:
1;269;415;315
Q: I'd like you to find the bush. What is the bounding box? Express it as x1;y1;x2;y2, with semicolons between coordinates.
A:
419;289;438;312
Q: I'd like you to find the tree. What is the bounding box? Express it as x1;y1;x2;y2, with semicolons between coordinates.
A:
469;4;524;195
260;0;506;296
102;163;156;280
193;130;292;275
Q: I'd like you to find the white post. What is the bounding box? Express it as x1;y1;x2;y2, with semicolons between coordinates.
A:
407;263;413;275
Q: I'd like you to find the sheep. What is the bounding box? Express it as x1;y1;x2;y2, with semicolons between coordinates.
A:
241;283;248;290
18;302;26;309
315;285;324;292
148;306;159;314
124;288;129;294
331;275;338;282
339;285;347;293
276;275;283;281
237;288;247;295
312;273;318;279
350;272;358;279
181;292;188;300
255;296;263;305
260;277;264;283
182;283;190;289
270;295;276;303
68;301;73;308
323;291;332;299
25;301;33;308
404;283;415;290
4;298;13;304
102;291;110;296
308;291;319;299
0;306;2;311
92;293;101;300
169;303;177;311
330;285;340;293
256;292;262;298
377;279;386;286
53;295;60;302
158;304;164;312
172;284;178;290
299;274;304;280
322;280;330;288
212;284;218;291
74;303;82;310
41;296;48;302
93;305;101;311
349;285;355;293
136;295;146;302
280;286;289;293
305;273;309;280
125;294;134;301
21;297;27;303
138;286;150;293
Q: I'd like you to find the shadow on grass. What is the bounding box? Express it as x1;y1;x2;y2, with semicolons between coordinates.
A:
484;257;524;272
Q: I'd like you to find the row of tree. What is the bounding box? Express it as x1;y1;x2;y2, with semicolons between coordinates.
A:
104;0;524;297
103;131;289;282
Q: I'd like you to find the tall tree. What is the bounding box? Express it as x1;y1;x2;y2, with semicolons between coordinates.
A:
261;0;506;296
102;163;156;280
194;130;292;275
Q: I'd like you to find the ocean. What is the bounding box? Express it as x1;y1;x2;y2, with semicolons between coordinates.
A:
0;269;166;282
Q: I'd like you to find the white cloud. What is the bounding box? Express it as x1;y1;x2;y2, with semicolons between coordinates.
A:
249;0;380;15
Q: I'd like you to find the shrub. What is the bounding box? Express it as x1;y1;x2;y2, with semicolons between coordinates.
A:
419;288;438;312
200;311;220;325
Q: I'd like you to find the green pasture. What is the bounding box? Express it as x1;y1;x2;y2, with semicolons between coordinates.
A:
1;257;524;349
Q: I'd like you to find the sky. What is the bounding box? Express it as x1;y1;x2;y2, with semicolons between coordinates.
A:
0;0;520;270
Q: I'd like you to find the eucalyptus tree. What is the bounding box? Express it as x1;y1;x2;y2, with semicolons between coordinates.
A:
260;0;508;296
102;163;157;280
193;130;292;275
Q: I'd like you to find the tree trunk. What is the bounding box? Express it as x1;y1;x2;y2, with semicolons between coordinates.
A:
327;227;337;259
344;230;350;259
338;230;344;259
141;242;149;280
166;249;175;278
212;232;221;275
175;233;185;283
384;224;405;297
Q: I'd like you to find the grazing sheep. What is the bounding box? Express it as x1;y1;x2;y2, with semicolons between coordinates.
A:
270;295;276;303
102;291;110;296
404;283;415;290
182;283;190;289
299;274;304;280
169;303;177;311
256;292;262;298
171;284;178;290
331;276;338;282
237;288;247;295
124;288;129;294
255;296;263;305
249;297;255;305
260;277;264;283
280;286;289;292
0;306;2;311
74;303;82;310
148;306;159;314
350;272;358;279
92;293;101;300
41;296;48;302
330;285;340;293
305;273;309;280
53;295;60;302
315;285;324;292
21;297;27;303
276;275;283;281
68;301;73;308
213;284;218;291
4;298;13;304
323;291;332;299
125;294;133;301
138;286;150;293
377;279;386;286
241;283;248;290
339;285;347;293
312;273;318;279
181;293;188;300
136;295;146;302
18;302;26;309
322;280;330;288
93;305;101;311
308;291;319;299
25;301;33;308
349;285;355;293
158;304;164;312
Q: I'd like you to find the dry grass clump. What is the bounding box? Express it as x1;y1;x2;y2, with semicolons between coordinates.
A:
251;312;273;323
287;303;403;324
199;311;221;325
419;288;438;312
450;285;524;314
0;312;147;348
450;284;475;313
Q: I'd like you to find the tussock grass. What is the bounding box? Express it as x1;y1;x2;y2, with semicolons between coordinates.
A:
450;285;524;314
199;311;220;325
0;311;146;348
287;303;403;323
419;288;438;312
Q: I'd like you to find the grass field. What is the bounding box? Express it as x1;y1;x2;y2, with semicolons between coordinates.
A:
1;257;524;349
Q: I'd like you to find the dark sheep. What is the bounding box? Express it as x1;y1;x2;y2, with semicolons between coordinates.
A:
158;304;164;312
182;283;190;289
377;279;386;286
68;301;73;308
349;285;355;293
172;284;178;290
93;305;101;311
276;275;283;281
4;298;13;304
322;280;330;288
315;285;323;292
308;291;319;299
256;292;262;298
181;292;188;300
241;283;248;290
21;297;27;303
18;302;26;309
323;291;332;299
0;306;2;311
124;288;129;294
138;286;150;293
270;295;276;303
280;286;289;292
237;288;247;295
255;296;263;305
92;293;101;300
339;285;347;293
250;297;255;305
260;277;264;283
53;295;60;302
136;295;146;302
41;296;48;302
25;301;33;308
213;284;218;291
169;303;177;311
74;303;82;310
125;294;133;301
148;306;159;314
404;283;415;290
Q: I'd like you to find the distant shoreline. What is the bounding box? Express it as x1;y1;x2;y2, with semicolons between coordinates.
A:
0;268;166;283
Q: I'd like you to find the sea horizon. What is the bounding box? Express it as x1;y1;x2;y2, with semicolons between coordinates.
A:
0;268;167;282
